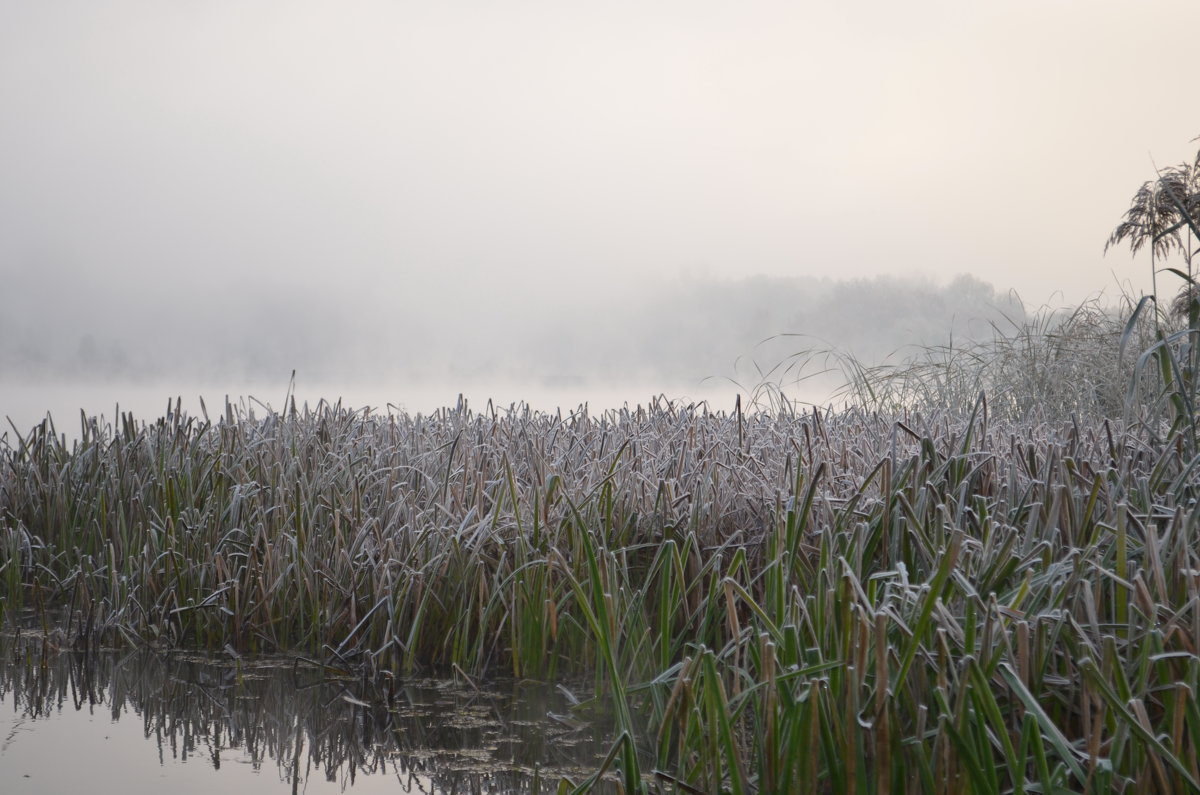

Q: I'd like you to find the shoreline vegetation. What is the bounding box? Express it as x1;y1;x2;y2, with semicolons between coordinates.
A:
2;380;1198;792
4;147;1200;792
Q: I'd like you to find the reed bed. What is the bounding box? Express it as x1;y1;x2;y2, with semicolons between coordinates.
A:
2;386;1198;793
764;293;1179;429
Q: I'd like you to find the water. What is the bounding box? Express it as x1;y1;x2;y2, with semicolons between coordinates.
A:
0;376;779;443
0;629;613;793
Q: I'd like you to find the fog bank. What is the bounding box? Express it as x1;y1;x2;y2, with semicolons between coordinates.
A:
1;272;1025;387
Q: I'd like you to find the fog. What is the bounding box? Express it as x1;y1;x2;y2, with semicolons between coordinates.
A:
0;267;1022;384
0;268;1027;430
2;1;1197;430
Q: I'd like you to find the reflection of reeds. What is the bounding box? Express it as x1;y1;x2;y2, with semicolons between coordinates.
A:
0;632;608;791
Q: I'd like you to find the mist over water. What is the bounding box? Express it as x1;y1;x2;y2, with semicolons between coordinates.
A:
3;1;1188;435
1;273;1027;434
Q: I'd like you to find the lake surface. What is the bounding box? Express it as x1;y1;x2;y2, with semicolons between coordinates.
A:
0;376;769;444
0;629;613;793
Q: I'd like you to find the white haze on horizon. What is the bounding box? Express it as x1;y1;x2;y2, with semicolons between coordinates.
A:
2;1;1198;432
4;271;1037;434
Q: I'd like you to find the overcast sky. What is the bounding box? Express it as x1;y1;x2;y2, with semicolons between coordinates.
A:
2;0;1198;425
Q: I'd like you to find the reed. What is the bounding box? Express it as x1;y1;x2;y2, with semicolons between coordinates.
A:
2;383;1198;792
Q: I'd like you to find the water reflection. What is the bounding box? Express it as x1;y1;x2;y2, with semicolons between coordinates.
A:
1;630;612;793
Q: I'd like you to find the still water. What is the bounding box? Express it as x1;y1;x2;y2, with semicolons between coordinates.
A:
0;376;765;444
0;630;612;793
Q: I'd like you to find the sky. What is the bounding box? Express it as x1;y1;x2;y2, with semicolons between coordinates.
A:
1;0;1198;428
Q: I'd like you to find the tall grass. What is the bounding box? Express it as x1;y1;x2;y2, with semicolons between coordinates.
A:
758;293;1182;428
2;387;1199;792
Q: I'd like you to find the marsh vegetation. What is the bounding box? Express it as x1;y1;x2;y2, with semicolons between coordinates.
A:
3;144;1200;792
